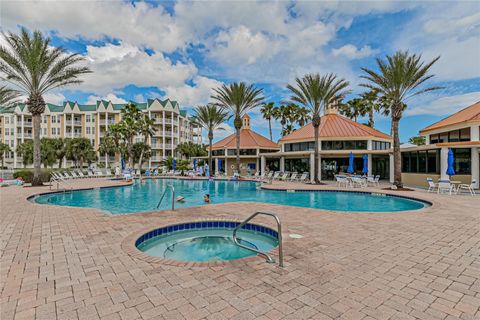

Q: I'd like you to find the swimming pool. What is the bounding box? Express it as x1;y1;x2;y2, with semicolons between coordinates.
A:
32;179;428;214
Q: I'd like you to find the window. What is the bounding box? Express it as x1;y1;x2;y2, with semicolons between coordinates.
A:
372;141;391;150
5;128;9;136
86;115;91;122
430;128;471;143
402;149;440;173
212;150;225;156
284;141;315;152
321;140;368;150
86;127;91;134
453;148;471;174
285;158;309;172
227;149;256;156
52;128;56;135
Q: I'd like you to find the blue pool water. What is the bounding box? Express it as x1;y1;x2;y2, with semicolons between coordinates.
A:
33;179;427;214
137;226;278;262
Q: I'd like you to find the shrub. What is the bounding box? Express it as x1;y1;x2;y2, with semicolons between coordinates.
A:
14;169;53;184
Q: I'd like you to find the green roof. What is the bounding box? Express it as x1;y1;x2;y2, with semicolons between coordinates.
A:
78;104;96;112
47;103;64;112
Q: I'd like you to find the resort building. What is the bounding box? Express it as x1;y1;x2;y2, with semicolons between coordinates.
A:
258;107;393;183
400;101;480;188
209;114;280;176
0;99;202;169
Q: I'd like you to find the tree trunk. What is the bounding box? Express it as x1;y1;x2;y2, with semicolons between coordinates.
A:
79;157;84;170
138;137;148;181
58;158;62;168
235;129;240;173
392;117;402;188
268;118;272;141
128;138;134;169
32;114;42;186
208;130;213;177
312;114;321;184
368;110;374;127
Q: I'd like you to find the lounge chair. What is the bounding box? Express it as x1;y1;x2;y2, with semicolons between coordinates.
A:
96;171;104;178
335;175;349;187
76;170;87;178
272;172;280;180
426;178;438;193
105;169;113;177
62;172;72;179
289;172;298;182
352;176;367;188
456;179;476;196
437;180;453;195
70;171;79;179
256;172;265;181
279;172;290;181
297;172;309;183
87;170;94;178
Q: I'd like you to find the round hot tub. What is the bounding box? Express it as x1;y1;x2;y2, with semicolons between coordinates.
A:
135;221;279;262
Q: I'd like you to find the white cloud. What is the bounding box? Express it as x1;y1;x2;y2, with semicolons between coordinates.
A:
85;93;127;105
212;123;235;142
43;92;66;105
405;92;480;116
332;44;377;59
163;76;223;109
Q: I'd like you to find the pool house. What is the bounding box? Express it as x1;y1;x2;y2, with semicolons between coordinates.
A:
209;114;280;176
258;107;394;183
400;101;480;188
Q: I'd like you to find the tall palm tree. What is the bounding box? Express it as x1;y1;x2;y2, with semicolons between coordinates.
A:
0;142;11;169
0;28;91;185
361;50;440;188
192;104;229;176
287;73;350;184
260;102;275;141
338;98;367;122
211;82;264;173
137;114;155;180
119;103;142;168
0;85;20;109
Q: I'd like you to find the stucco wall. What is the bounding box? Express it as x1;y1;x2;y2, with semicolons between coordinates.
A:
224;158;258;176
402;173;472;188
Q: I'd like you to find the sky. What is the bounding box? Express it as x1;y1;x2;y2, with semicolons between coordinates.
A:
1;0;479;143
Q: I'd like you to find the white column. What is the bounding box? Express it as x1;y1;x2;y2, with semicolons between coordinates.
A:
471;147;479;188
224;158;228;175
215;158;219;175
310;153;315;183
13;115;17;167
425;134;430;145
367;140;372;150
162;111;166;159
171;113;174;156
71;114;74;138
440;147;449;180
21;114;24;143
261;156;266;175
280;156;285;172
368;154;373;176
389;153;394;183
318;154;322;182
471;125;479;141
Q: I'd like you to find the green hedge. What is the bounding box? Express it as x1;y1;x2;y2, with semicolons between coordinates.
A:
14;169;53;183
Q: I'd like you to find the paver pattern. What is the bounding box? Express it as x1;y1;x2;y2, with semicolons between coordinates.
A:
1;178;479;320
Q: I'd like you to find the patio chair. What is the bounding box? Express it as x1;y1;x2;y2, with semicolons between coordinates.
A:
272;172;280;180
426;178;438;193
70;171;79;179
289;172;298;182
374;175;380;186
280;172;290;181
336;175;350;187
437;180;454;195
456;179;476;196
352;176;367;188
62;172;73;179
76;170;87;178
297;172;309;183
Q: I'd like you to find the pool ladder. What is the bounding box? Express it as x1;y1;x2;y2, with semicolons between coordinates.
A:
49;175;73;193
156;184;175;210
233;212;284;267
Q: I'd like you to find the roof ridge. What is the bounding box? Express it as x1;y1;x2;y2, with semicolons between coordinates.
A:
421;101;480;132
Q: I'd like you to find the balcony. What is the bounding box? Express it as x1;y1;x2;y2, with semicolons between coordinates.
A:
23;133;33;139
150;156;164;161
150;144;164;149
21;122;33;127
73;121;82;126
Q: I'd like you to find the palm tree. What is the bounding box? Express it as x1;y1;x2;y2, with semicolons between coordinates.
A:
0;28;91;185
16;141;34;168
0;142;11;169
119;103;141;168
0;85;20;109
192;104;229;176
137;114;155;180
287;73;350;184
260;102;275;140
361;50;441;188
211;82;264;173
338;98;367;122
65;137;95;169
51;138;66;168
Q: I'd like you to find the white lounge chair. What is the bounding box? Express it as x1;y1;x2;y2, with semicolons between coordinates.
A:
437;180;454;195
296;172;309;183
289;172;298;182
105;169;113;177
256;172;265;181
96;171;104;178
87;170;94;178
352;176;367;188
335;175;350;187
272;172;280;180
62;172;73;179
426;178;438;193
456;179;476;196
279;172;289;181
70;171;79;179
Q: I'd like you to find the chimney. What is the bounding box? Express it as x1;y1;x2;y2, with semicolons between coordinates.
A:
242;113;251;129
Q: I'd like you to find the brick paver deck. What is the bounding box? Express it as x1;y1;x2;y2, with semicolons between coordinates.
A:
1;179;479;320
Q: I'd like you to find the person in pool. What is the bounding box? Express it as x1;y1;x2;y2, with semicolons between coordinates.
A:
176;196;185;203
204;194;211;203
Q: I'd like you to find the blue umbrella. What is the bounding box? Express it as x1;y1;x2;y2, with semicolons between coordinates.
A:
193;159;197;171
172;158;177;171
347;152;355;174
446;148;455;177
205;163;210;177
121;158;125;170
218;159;223;172
362;154;368;175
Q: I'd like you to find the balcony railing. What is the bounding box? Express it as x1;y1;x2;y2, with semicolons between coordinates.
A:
150;144;164;149
150;156;164;161
22;122;33;127
73;121;82;126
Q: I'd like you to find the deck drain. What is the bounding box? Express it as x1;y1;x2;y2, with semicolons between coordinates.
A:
289;234;303;239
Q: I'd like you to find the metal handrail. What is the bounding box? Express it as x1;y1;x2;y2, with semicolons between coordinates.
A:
50;175;73;192
156;184;175;210
233;211;283;267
